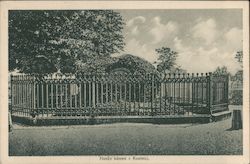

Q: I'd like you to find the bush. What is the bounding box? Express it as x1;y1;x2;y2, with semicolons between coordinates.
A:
229;90;243;105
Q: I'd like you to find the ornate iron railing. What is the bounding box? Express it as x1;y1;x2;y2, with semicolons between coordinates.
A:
10;72;229;118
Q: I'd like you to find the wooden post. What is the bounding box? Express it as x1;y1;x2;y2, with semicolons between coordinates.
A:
231;110;242;130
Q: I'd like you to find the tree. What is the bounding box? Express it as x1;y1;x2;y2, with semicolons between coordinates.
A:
231;51;243;82
213;66;230;76
230;51;243;105
235;51;243;69
154;47;178;73
235;51;243;63
9;10;125;74
106;54;157;74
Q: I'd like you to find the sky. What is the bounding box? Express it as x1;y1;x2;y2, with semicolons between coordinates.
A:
115;9;243;74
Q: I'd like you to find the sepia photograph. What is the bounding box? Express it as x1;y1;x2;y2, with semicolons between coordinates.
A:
0;1;249;164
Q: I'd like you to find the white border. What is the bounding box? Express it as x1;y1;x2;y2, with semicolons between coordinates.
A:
0;1;249;164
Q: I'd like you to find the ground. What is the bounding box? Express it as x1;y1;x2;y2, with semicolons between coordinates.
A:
9;115;242;156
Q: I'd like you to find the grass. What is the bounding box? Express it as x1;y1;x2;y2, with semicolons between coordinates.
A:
9;117;242;156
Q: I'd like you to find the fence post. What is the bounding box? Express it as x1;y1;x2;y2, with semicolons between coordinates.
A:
226;74;229;109
208;72;213;115
10;74;13;115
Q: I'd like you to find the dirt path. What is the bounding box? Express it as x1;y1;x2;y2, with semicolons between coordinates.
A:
9;117;242;156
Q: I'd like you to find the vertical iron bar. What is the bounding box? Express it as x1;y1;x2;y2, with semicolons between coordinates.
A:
100;82;103;109
196;75;199;112
151;74;154;115
208;72;213;114
115;83;118;115
191;75;194;115
173;75;175;115
105;82;108;115
51;82;53;115
79;83;82;109
143;83;145;115
74;83;77;116
92;75;96;116
133;83;136;115
36;82;39;117
56;83;58;110
164;76;167;115
46;83;48;117
61;84;64;111
129;83;131;115
89;81;91;115
70;84;72;116
96;82;99;106
178;75;181;114
33;77;36;117
168;78;171;115
124;82;127;114
120;82;122;115
138;82;141;115
21;76;23;115
10;75;13;115
154;77;158;115
159;81;162;114
84;82;87;115
41;82;44;117
110;82;112;108
183;74;186;114
65;83;68;109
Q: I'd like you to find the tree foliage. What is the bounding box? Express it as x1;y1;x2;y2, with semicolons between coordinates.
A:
106;54;157;74
77;56;117;73
77;54;157;74
155;47;178;73
9;10;125;74
235;51;243;63
235;51;243;69
213;66;230;76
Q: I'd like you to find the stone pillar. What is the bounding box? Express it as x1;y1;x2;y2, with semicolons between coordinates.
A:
231;110;242;130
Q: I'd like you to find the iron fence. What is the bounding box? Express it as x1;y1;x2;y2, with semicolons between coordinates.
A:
10;72;229;119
